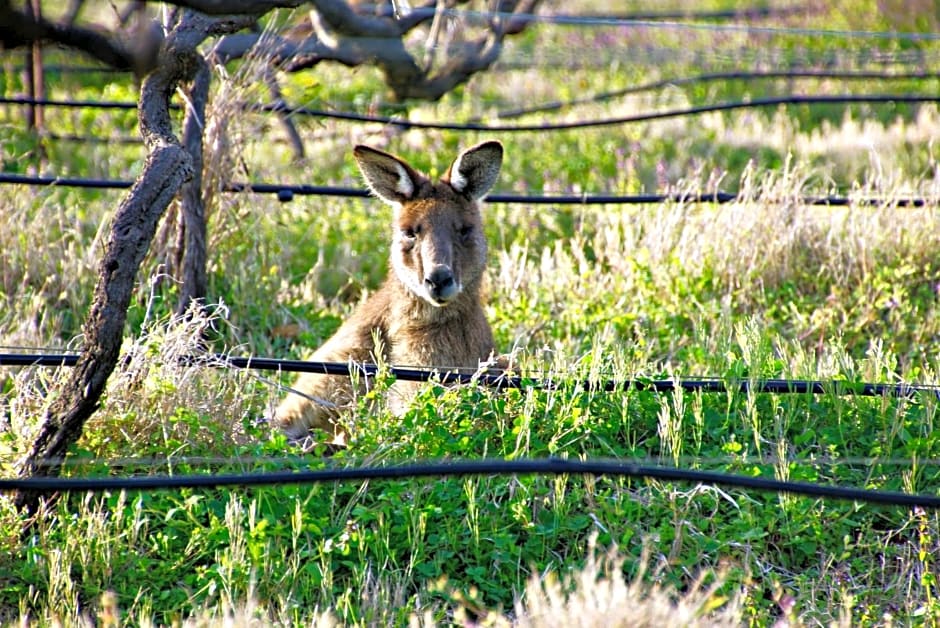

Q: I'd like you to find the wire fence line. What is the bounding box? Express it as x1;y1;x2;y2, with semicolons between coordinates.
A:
5;90;940;127
4;93;939;133
5;67;940;129
0;96;139;111
2;351;938;399
254;94;940;132
5;451;940;470
20;50;940;79
486;69;940;120
3;351;939;508
354;3;816;26
14;47;940;75
12;45;939;74
0;173;934;207
3;458;940;508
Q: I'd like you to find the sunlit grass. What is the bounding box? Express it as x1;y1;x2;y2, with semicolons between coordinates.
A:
2;0;940;624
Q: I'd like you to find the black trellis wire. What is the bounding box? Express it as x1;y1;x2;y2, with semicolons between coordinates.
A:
563;5;814;22
3;93;939;133
486;10;940;42
6;69;939;139
44;132;303;146
4;458;940;508
6;452;940;470
0;172;932;207
487;69;940;120
15;47;940;74
492;52;940;72
2;351;938;399
361;3;815;25
0;96;138;111
5;351;938;507
247;94;940;132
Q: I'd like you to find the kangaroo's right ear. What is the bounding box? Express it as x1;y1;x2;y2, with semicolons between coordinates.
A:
445;140;503;200
353;145;424;205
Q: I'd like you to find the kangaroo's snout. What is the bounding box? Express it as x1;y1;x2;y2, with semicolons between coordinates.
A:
424;265;458;304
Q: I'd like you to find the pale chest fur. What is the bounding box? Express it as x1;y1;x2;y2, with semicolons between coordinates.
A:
378;281;494;369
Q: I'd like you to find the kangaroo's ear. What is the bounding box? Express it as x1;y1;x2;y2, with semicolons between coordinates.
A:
444;140;503;200
353;145;424;205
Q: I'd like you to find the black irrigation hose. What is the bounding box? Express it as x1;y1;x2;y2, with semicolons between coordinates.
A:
0;173;133;190
3;352;939;398
255;94;940;131
4;352;939;506
4;93;939;132
489;69;940;120
3;458;940;508
0;173;934;207
365;4;814;25
565;5;813;22
212;355;940;398
0;96;138;110
46;133;143;145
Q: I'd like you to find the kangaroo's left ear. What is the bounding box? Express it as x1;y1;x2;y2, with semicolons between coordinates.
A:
353;144;425;205
444;140;503;200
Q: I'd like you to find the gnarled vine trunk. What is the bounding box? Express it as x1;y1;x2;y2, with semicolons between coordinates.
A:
13;11;254;516
7;0;541;520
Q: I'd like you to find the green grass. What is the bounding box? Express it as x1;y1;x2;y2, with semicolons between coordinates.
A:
3;1;940;625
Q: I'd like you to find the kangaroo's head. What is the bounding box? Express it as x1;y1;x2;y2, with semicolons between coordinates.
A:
353;141;503;308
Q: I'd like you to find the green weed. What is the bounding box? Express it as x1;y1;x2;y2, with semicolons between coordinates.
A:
2;1;940;624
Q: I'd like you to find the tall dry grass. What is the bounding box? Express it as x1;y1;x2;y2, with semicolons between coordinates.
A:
2;7;940;623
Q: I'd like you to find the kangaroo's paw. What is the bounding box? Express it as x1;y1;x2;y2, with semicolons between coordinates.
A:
271;391;339;440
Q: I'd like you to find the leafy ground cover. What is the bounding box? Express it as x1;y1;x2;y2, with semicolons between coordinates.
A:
2;2;940;625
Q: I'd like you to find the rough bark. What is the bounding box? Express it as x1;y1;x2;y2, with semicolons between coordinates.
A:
13;10;254;516
10;0;539;516
176;55;211;316
0;0;298;75
3;0;540;98
0;0;160;75
216;0;542;101
14;150;192;514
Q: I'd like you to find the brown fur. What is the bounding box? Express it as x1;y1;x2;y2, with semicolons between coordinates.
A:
272;141;504;439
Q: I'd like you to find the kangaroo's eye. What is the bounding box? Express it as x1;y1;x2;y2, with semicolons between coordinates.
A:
401;224;421;240
458;225;474;240
400;226;418;251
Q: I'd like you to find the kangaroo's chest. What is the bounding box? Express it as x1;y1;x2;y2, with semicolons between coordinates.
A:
387;323;479;367
385;310;490;368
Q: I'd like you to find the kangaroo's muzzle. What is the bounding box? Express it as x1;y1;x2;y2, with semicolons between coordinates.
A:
424;265;458;304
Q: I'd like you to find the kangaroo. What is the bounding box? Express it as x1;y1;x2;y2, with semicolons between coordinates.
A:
272;140;504;440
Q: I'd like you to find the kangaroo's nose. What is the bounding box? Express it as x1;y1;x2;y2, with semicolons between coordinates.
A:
425;266;457;303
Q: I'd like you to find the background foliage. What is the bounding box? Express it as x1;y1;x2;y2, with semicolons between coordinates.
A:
2;0;940;624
